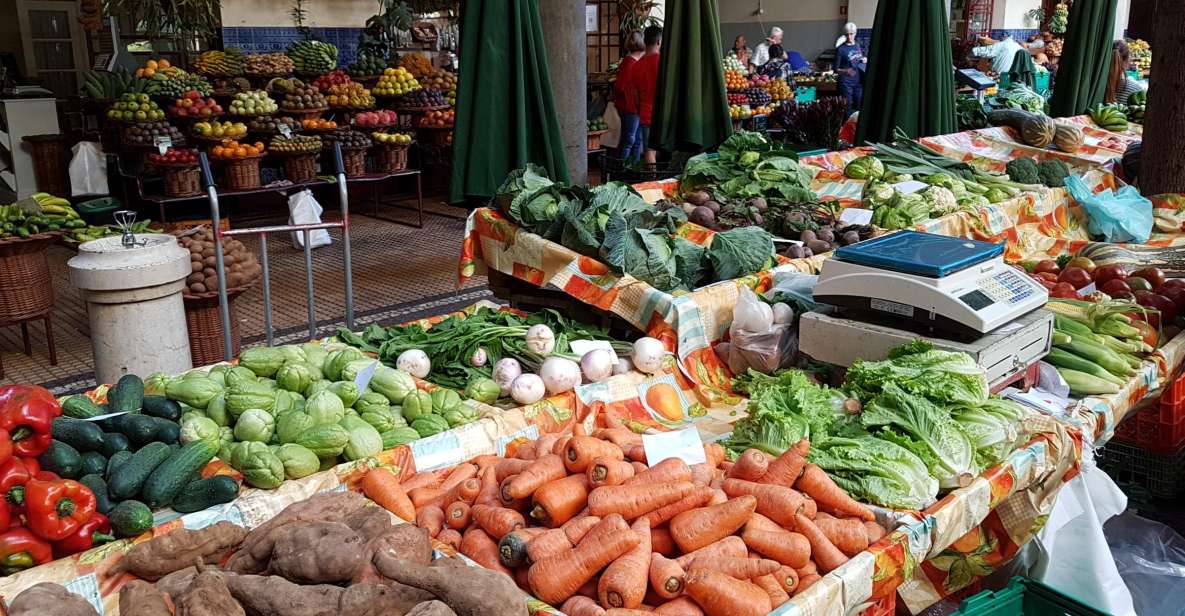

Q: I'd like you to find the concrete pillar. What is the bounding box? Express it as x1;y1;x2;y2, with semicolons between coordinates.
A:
539;0;588;185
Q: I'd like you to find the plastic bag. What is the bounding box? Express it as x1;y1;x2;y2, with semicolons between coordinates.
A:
1065;175;1153;244
1105;511;1185;616
288;189;332;249
726;286;797;374
69;142;108;196
764;271;830;315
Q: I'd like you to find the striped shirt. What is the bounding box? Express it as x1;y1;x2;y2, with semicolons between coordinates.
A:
1116;77;1145;105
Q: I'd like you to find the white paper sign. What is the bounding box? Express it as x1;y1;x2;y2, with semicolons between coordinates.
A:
892;180;929;194
642;427;707;467
153;135;172;154
569;339;619;363
838;207;873;225
278;124;293;138
353;360;379;392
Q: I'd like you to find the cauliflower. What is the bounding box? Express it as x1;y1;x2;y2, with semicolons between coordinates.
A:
844;155;885;180
921;185;958;216
882;172;913;183
923;173;960;190
862;181;898;208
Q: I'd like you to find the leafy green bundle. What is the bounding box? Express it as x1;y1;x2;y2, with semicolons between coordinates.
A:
680;131;816;202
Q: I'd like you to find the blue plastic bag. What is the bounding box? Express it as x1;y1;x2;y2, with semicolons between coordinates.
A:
1065;175;1153;244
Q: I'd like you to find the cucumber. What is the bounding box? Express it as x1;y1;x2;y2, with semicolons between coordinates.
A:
171;476;240;513
38;440;82;479
78;474;115;515
98;432;131;458
106;450;133;480
51;417;105;452
150;417;181;444
107;374;145;413
109;500;153;538
141;396;182;422
140;441;218;508
61;395;106;419
108;442;172;500
79;451;107;477
113;414;160;448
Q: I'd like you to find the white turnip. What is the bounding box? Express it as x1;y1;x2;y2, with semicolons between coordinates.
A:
631;337;667;374
579;349;614;383
510;373;546;405
469;347;488;367
492;358;523;396
538;357;582;395
525;324;556;355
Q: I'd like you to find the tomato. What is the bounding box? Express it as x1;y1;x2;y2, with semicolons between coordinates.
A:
1159;285;1185;312
1057;267;1093;290
1100;279;1132;297
1131;267;1167;290
1126;277;1153;293
1135;291;1177;328
1066;256;1097;274
1092;264;1127;285
1037;279;1057;290
1034;272;1060;283
1034;260;1060;275
1050;282;1080;299
1129;319;1159;347
1160;278;1185;292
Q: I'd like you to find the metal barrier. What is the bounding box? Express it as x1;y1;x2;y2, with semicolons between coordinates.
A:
198;144;356;360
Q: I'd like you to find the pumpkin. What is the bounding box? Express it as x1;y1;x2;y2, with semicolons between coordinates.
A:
987;109;1057;148
1053;122;1084;153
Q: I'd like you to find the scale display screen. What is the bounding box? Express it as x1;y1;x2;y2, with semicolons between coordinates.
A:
959;290;994;311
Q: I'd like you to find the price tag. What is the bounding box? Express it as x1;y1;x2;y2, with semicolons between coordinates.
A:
892;180;929;194
642;427;707;467
569;339;618;363
278;124;293;138
353;360;379;392
838;207;873;226
153;135;172;155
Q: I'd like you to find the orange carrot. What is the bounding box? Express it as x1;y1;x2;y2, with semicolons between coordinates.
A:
445;477;482;506
649;553;685;600
551;435;573;456
415;505;445;538
360;467;415;522
653;597;705;615
408;486;447;510
649;527;676;556
707;488;728;505
475;466;501;506
564;436;625;473
796;574;821;595
445;501;471;530
589;457;636;487
526;528;573;563
795;464;873;521
794;561;816;577
531;474;591;527
603;609;654;615
535;433;563;459
719;460;734;475
630;461;648;475
684;569;771;616
864;520;887;545
498;527;545;568
623;445;648;463
573;421;588;436
702;443;725;469
495;458;534;482
440;463;478;493
563;515;603;545
513;440;539;460
594;428;644;448
460;527;510;576
744;513;782;533
720;479;816;527
527;514;640;605
561;596;607;616
513;566;532;593
498;476;530;510
472;454;500;474
623;458;692;486
674;535;747;568
639;485;713;528
753;573;790;607
773;566;799;595
727;449;770;481
795;512;848;573
401;470;444;492
576;577;599;599
688;556;780;579
741;527;811;569
588;481;697;519
470;504;526;539
437;528;462;551
813;515;870;556
757;442;807;488
507;454;567;499
688;463;713;486
599;517;652;608
669;495;756;553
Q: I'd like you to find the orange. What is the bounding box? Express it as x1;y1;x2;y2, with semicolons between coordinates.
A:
235;147;247;157
212;146;224;157
146;59;158;70
158;59;170;68
254;141;264;150
143;67;156;77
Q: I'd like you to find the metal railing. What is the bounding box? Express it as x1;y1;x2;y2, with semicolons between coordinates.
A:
198;144;356;360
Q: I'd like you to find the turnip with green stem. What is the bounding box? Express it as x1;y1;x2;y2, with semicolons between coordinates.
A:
525;324;556;355
579;349;614;383
396;349;431;379
539;357;582;395
511;373;546;405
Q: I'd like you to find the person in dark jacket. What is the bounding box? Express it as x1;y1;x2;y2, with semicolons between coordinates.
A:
835;27;866;118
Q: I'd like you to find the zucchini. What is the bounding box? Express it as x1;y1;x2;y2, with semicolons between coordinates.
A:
108;442;172;500
78;474;115;515
38;440;82;479
140;441;218;508
98;432;131;458
171;476;240;513
80;451;107;477
61;395;106;419
109;500;153;538
51;417;105;452
106;450;133;480
112;414;161;447
141;396;182;422
107;374;145;413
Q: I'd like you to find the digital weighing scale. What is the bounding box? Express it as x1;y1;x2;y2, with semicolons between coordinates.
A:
813;231;1048;340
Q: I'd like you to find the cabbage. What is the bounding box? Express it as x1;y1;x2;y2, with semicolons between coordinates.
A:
923;173;960;190
984;187;1010;204
844;155;885;180
809;436;938;510
860;383;975;490
957;194;991;210
862;181;898;208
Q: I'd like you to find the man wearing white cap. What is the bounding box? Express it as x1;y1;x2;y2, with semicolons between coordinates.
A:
752;26;783;68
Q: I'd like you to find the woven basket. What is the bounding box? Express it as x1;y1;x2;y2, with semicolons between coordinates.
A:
22;135;70;197
0;234;57;325
373;145;409;173
183;291;242;367
341;147;367;177
417;126;453;146
163;166;201;197
281;152;319;182
223;156;263;190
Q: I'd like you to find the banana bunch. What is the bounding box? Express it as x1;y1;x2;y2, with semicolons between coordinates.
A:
1125;90;1146;124
194;48;245;77
0;194;85;239
1090;104;1129;132
66;220;152;244
81;69;138;100
287;41;339;74
145;70;214;98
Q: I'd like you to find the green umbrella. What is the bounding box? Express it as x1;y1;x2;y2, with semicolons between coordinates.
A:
648;0;732;153
855;0;956;144
1048;0;1117;117
449;0;568;204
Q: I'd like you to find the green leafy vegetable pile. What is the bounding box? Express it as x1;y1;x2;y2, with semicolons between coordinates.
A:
679;131;816;202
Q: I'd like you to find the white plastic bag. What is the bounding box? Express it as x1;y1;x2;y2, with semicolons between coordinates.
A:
288;189;331;249
726;286;797;374
69;142;108;196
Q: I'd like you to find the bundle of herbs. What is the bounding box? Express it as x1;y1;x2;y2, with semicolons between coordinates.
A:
770;97;848;151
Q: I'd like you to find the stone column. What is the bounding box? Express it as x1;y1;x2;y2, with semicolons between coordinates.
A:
539;0;588;184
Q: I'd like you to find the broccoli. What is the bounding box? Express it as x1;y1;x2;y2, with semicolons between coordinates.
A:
1004;158;1040;184
1037;159;1070;188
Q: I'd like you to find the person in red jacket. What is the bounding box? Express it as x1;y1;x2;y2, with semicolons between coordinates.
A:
614;31;646;162
632;25;662;164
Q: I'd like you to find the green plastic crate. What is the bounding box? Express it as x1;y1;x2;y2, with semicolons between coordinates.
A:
1035;71;1051;94
954;577;1107;616
76;197;121;225
795;86;816;103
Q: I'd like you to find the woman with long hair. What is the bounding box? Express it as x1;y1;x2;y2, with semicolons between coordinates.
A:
1105;40;1144;105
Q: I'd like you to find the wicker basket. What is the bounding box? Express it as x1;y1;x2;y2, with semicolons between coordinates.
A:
587;130;607;151
373;145;409;173
281;152;319;182
0;234;58;325
341;147;367;177
183;290;243;367
222;155;263;190
163;166;202;197
22;134;70;197
417;126;453;146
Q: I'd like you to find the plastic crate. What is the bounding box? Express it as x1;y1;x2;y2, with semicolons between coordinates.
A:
1097;439;1185;499
954;577;1107;615
76;197;122;225
1035;71;1051;94
1113;371;1185;453
795;86;817;103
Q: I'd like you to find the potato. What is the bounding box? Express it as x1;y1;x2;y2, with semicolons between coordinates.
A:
203;255;217;267
191;283;207;293
203;267;216;277
191;261;203;273
187;272;204;284
204;276;219;290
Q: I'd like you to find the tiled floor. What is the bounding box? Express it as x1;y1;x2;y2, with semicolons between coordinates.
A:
0;198;492;392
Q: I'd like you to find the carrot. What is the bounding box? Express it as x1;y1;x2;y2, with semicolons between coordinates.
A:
531;474;591;527
460;527;510;576
674;535;747;568
684;569;771;616
498;476;530;510
576;577;599;599
795;512;848;573
702;443;725;469
649;527;676;556
436;528;462;551
445;501;471;530
623;458;692;486
757;442;807;488
588;481;697;519
603;609;654;616
573;421;588;436
796;574;821;595
514;566;532;593
741;527;811;569
495;458;534;482
551;435;573;456
535;433;563;459
653;597;704;616
475;466;501;506
589;457;636;487
499;527;545;568
630;461;648;475
794;561;816;577
863;520;887;545
472;454;500;474
440;463;478;493
687;556;780;579
507;454;567;499
795;464;874;521
813;515;870;556
599;517;652;608
415;505;445;538
753;573;790;607
669;495;756;553
649;553;685;600
563;515;603;545
470;504;526;539
445;477;482;506
707;488;728;505
526;528;573;564
594;428;643;448
561;596;607;616
727;449;770;481
720;479;816;527
623;445;648;463
360;467;416;522
513;440;539;460
408;486;447;510
564;436;624;473
401;470;444;492
639;485;713;528
719;461;734;475
744;513;782;533
688;463;713;486
527;514;640;605
773;566;799;595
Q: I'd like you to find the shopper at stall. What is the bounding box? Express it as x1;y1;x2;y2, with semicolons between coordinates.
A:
729;34;752;67
752;27;783;68
1106;40;1145;105
835;27;866;118
972;34;1024;75
614;31;647;162
758;44;792;80
633;25;662;164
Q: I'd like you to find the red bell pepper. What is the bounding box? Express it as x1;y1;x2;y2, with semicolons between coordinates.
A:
0;386;60;458
24;478;96;541
52;513;113;559
0;457;38;518
0;527;52;575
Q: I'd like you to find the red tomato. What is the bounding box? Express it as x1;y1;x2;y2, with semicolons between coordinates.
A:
1034;260;1060;275
1132;267;1167;289
1159;285;1185;312
1100;279;1132;297
1092;264;1128;285
1050;283;1080;299
1066;256;1097;275
1160;278;1185;291
1037;279;1057;290
1057;267;1093;290
1135;291;1177;328
1127;277;1154;292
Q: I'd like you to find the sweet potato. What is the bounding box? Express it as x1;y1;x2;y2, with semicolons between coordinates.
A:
121;521;248;581
10;582;99;616
353;524;433;584
119;580;174;616
225;574;344;616
268;521;365;584
406;601;459;616
227;491;366;574
175;571;244;616
154;566;202;601
372;555;529;616
340;582;436;616
343;505;401;541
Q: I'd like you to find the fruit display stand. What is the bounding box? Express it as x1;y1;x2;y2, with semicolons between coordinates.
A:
0;233;59;378
372;143;411;173
218;152;265;190
275;150;320;183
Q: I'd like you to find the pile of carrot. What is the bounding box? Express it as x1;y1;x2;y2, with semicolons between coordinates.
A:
360;419;886;616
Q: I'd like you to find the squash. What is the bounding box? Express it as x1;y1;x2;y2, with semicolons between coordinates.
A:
1077;242;1185;276
987;109;1057;148
1053;122;1084;153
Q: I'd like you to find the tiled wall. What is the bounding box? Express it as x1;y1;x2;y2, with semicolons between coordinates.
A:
852;27;1040;49
221;27;364;66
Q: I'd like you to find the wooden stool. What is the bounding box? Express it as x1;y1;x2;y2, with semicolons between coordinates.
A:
0;314;57;379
